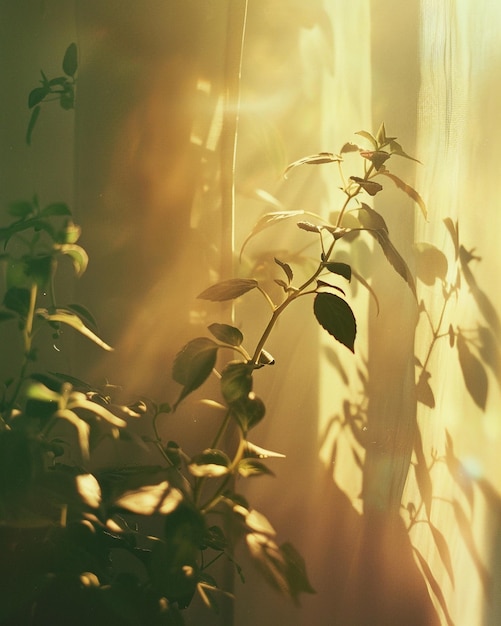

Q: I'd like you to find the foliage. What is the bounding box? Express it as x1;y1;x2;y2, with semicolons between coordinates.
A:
2;44;435;625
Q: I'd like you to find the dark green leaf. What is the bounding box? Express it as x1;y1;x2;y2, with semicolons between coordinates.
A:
456;333;488;410
28;86;48;108
26;105;41;145
7;200;34;219
202;525;228;551
208;322;243;346
48;76;68;87
198;278;258;302
0;310;16;324
23;255;54;289
324;262;351;282
62;42;78;77
414;243;448;285
274;257;293;283
40;202;72;217
3;287;30;318
172;337;218;407
349;176;383;196
59;87;75;110
313;292;356;353
221;361;253;404
280;541;316;602
230;394;266;434
370;229;416;296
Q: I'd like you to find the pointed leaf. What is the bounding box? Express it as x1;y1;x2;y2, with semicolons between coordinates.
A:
388;140;422;164
198;278;258;302
55;408;90;461
28;86;48;109
355;130;378;148
36;308;113;351
284;152;341;177
7;200;34;218
172;337;218;406
349;176;383;196
360;150;391;171
370;229;416;296
62;42;78;77
379;170;427;219
26;105;41;145
229;394;265;433
40;202;72;217
238;459;274;478
208;322;243;346
456;334;488;410
244;441;285;459
274;257;293;283
313;292;356;353
297;221;322;233
66;303;98;331
280;542;316;602
324;262;351;282
240;211;305;257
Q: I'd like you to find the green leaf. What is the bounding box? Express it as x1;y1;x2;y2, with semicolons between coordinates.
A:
7;200;34;219
240;211;305;258
59;86;75;110
388;139;422;164
313;292;356;353
238;459;274;478
66;303;98;331
114;480;183;515
208;322;243;346
26;105;41;145
58;244;89;276
284;152;341;178
370;229;416;296
62;42;78;77
28;86;48;109
36;307;113;351
324;262;351;282
3;286;30;318
23;255;54;289
172;337;218;407
349;176;383;196
58;221;81;244
0;310;16;324
378;170;427;219
355;130;378;148
221;361;253;404
414;242;448;285
40;202;72;217
198;278;258;302
456;333;488;410
188;449;231;477
229;394;266;434
274;257;293;283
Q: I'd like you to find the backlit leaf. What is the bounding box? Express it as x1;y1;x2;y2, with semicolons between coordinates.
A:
59;244;88;276
36;308;113;351
189;449;231;478
208;322;243;346
229;394;266;434
355;130;377;148
284;152;341;178
114;480;183;515
240;211;305;257
274;257;293;283
198;278;258;302
313;292;356;353
238;459;274;478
